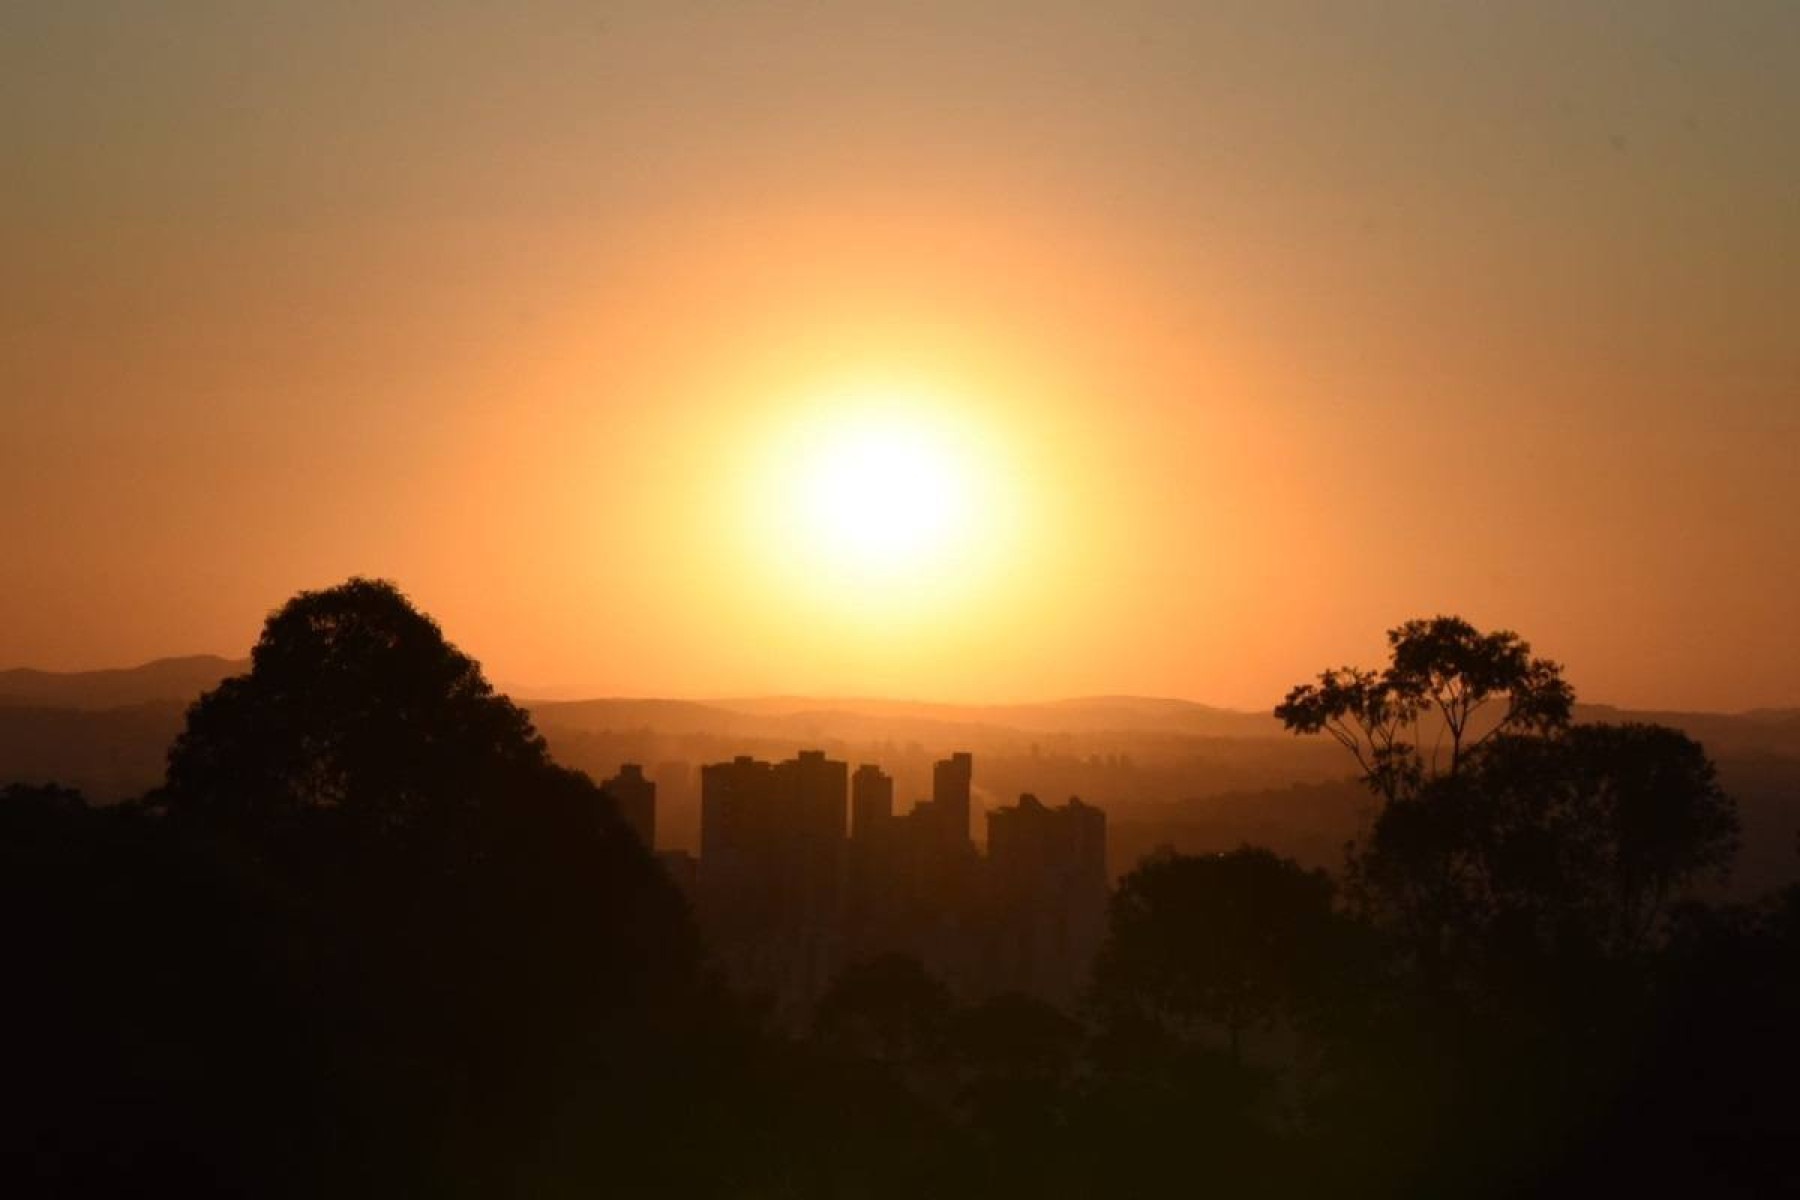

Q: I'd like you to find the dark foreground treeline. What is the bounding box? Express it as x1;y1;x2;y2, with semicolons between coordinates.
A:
4;584;1797;1198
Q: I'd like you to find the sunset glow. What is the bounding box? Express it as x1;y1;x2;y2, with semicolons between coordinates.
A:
2;4;1796;710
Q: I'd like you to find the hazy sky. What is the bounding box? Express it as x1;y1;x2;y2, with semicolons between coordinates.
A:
4;2;1797;711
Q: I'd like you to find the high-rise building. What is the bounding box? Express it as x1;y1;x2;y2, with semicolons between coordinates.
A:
851;764;894;841
985;794;1109;1004
929;751;973;849
699;755;776;921
771;750;850;926
698;751;850;1013
602;763;656;848
846;763;897;942
698;746;1117;1013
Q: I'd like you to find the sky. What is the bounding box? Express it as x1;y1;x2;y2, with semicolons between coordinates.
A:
3;2;1797;711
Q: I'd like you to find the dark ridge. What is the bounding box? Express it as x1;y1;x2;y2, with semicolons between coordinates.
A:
0;655;246;711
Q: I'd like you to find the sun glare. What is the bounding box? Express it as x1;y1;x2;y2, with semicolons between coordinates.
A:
798;420;965;569
743;384;1020;620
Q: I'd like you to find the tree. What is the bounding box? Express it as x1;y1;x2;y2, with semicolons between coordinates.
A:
1276;615;1573;802
1090;846;1339;1061
1280;617;1736;964
1354;724;1738;965
1277;619;1755;1192
814;953;955;1065
944;994;1085;1194
159;577;551;845
147;578;705;1192
947;992;1082;1084
1;784;331;1195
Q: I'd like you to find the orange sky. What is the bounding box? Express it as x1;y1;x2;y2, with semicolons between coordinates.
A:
3;3;1797;711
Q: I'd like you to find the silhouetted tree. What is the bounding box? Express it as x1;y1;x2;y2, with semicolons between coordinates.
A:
1;785;330;1196
943;992;1084;1194
159;577;549;845
947;992;1082;1084
1277;618;1763;1198
1277;615;1572;801
140;579;705;1194
1571;886;1800;1198
1351;723;1737;972
1091;846;1339;1061
814;953;955;1065
1277;617;1735;968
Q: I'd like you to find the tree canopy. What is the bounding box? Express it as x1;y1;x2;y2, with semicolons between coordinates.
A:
1279;616;1738;971
140;579;706;1192
1276;615;1574;801
815;953;957;1064
159;577;551;844
1091;846;1340;1059
1354;723;1738;964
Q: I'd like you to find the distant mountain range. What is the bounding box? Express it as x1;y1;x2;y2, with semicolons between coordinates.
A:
525;694;1287;744
0;655;248;711
0;655;1795;752
3;655;1794;897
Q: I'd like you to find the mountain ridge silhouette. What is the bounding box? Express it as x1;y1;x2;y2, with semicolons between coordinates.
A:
2;655;1794;733
0;655;249;711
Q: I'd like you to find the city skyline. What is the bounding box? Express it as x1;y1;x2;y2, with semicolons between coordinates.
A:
8;5;1798;1194
679;745;1109;1011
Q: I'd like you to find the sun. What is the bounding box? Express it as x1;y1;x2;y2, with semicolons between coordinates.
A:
744;383;1019;614
796;417;967;571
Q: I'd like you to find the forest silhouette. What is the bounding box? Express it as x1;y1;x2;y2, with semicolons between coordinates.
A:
5;580;1797;1198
